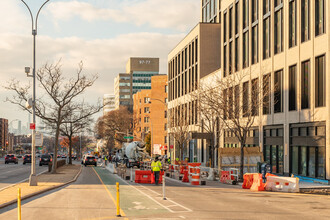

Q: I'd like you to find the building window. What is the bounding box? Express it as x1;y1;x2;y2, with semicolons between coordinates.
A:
144;117;150;123
251;78;259;116
144;107;150;113
234;85;240;118
164;136;167;144
229;42;232;74
315;55;326;107
315;0;325;36
263;0;270;14
274;2;283;54
164;110;167;118
243;0;249;29
301;60;310;109
252;26;258;64
229;7;233;39
274;70;283;113
235;1;239;35
263;73;271;114
235;37;239;71
144;97;150;103
263;0;271;59
165;85;168;93
252;0;258;23
164;123;167;131
289;0;297;48
224;11;227;43
301;0;310;43
224;45;227;77
243;32;249;68
243;81;249;117
289;65;297;111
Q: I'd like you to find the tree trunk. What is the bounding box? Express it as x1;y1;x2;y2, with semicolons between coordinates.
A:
239;142;245;181
52;126;60;173
69;136;72;165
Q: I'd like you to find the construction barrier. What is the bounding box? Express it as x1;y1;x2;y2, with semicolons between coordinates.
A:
182;170;189;182
265;176;299;193
242;173;255;189
188;163;201;186
250;173;265;191
135;170;152;184
220;170;237;185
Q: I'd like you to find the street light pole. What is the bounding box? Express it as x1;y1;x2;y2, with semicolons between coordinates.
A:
21;0;50;186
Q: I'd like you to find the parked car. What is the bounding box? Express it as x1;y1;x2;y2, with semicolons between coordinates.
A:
23;154;32;165
39;154;52;166
61;154;67;158
5;154;18;164
83;156;97;167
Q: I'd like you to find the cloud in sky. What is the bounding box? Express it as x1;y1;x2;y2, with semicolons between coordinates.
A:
0;0;199;126
47;0;199;31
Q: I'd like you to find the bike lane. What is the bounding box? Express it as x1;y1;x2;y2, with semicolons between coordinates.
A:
93;167;170;218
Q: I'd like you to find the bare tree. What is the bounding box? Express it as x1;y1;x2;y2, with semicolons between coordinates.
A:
168;103;190;161
95;106;133;151
5;61;99;173
59;102;100;165
196;72;271;180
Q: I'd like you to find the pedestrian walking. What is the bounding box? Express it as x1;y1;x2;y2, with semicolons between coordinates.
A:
151;157;162;185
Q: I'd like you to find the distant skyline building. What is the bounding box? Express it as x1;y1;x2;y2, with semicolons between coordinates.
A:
114;57;160;110
103;94;115;115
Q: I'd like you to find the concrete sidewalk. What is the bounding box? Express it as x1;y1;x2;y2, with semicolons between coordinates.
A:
0;164;81;208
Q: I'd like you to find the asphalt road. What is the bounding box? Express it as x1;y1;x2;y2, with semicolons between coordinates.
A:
0;158;48;190
1;164;330;220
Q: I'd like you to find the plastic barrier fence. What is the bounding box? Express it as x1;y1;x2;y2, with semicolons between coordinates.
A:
265;176;299;193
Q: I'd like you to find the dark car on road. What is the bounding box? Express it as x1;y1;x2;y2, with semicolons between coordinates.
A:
83;156;97;167
39;154;52;166
5;154;18;164
23;154;32;165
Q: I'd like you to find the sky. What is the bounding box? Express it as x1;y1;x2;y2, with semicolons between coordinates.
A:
0;0;200;130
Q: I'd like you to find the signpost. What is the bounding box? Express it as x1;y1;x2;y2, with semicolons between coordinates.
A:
123;136;134;139
35;132;43;146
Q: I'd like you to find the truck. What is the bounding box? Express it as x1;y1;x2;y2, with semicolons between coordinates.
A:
118;141;150;168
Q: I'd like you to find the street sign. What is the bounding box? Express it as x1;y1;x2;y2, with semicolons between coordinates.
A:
124;136;134;139
35;132;43;146
30;123;35;130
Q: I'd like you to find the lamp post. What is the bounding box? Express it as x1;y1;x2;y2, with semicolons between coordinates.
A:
21;0;50;186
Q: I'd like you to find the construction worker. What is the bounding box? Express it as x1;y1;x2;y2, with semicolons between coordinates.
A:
104;155;108;166
151;156;162;185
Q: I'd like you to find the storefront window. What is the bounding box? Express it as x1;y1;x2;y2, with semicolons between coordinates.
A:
265;145;271;164
318;147;325;178
308;147;316;177
292;146;299;174
300;146;307;176
278;146;284;173
271;145;277;172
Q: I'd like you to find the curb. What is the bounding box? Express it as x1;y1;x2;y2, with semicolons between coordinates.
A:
0;165;82;209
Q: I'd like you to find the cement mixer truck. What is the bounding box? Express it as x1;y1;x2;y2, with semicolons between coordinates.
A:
119;141;150;168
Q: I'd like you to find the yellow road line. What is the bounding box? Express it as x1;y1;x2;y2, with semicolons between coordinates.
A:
92;167;127;218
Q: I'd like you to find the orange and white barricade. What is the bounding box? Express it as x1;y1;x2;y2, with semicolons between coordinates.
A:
250;173;265;191
265;176;299;193
188;163;201;186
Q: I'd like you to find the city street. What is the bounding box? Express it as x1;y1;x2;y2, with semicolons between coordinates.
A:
0;158;48;190
1;165;330;219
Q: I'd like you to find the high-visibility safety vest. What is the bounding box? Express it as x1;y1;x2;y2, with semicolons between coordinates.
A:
151;161;162;172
